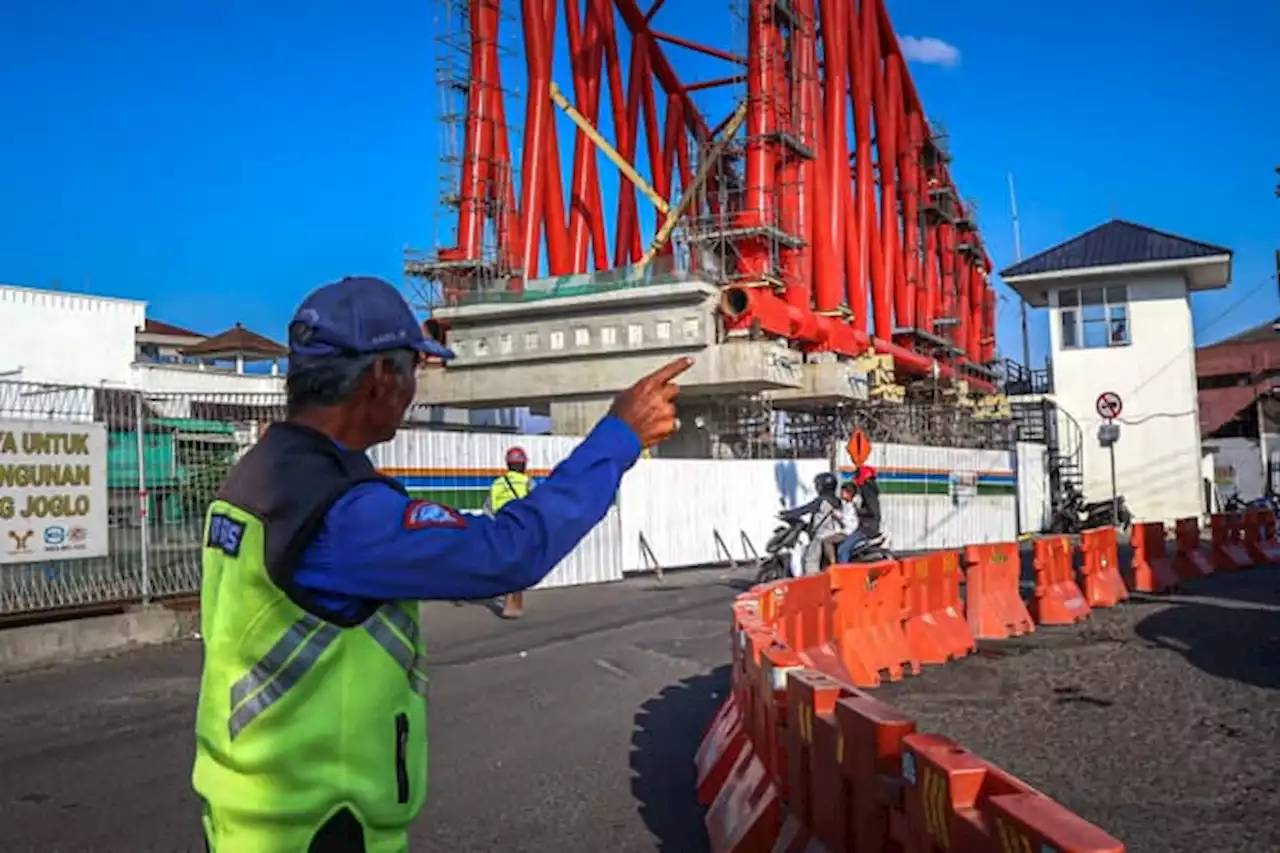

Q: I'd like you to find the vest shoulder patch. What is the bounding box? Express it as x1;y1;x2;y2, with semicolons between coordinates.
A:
403;500;467;531
207;514;246;556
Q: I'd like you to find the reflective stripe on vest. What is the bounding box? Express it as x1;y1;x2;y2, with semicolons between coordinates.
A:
228;604;427;741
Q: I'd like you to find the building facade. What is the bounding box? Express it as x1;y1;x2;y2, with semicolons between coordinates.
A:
1002;220;1233;524
0;282;521;431
1196;320;1280;504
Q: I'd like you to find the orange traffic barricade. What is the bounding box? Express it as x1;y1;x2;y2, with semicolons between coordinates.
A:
1078;526;1129;608
1242;508;1280;564
1030;536;1091;624
1172;517;1214;580
901;552;976;664
962;542;1035;639
1209;514;1252;571
902;734;1125;853
1128;522;1179;592
828;562;919;688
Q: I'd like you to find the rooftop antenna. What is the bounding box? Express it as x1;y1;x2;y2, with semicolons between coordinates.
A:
1007;172;1031;370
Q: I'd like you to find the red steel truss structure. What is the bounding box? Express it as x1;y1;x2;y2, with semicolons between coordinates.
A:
418;0;999;391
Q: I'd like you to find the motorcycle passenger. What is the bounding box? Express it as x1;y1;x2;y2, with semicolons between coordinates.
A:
780;472;844;574
836;465;882;564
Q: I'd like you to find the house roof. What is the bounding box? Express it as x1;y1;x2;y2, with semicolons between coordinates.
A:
999;219;1233;306
142;318;204;338
1001;220;1231;278
181;323;287;359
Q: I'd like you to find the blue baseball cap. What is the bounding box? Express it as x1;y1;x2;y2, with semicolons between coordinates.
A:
288;276;455;367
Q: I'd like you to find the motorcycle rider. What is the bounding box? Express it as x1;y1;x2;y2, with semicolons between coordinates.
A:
780;472;844;574
836;464;882;563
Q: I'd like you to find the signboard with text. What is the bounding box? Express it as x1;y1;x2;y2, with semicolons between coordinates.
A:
0;419;109;564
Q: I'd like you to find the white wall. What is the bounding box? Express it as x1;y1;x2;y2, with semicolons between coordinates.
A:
0;284;144;387
1016;442;1050;534
620;443;1021;572
131;363;285;395
1048;273;1204;524
368;429;625;590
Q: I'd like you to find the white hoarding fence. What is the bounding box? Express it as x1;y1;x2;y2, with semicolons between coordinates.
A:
0;420;109;564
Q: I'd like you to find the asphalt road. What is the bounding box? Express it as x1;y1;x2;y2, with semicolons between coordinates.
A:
0;564;1277;853
0;568;744;853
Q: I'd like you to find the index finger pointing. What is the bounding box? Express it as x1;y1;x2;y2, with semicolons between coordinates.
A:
641;357;695;387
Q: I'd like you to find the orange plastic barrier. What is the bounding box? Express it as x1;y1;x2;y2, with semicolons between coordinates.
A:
962;542;1035;640
902;734;1125;853
1242;508;1280;564
1030;536;1090;625
1172;517;1214;580
900;551;977;664
1128;522;1179;592
700;542;1132;852
1209;514;1252;572
1078;527;1129;608
827;562;918;688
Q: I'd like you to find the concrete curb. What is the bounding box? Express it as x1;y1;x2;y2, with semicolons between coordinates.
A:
0;606;198;675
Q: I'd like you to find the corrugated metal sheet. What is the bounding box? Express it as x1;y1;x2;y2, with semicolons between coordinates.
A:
621;443;1022;571
369;429;623;590
618;459;829;571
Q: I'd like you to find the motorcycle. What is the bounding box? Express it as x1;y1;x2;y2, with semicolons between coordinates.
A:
754;502;894;585
1222;493;1280;514
1048;484;1132;534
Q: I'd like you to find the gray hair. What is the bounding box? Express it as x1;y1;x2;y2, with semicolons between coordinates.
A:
286;349;417;415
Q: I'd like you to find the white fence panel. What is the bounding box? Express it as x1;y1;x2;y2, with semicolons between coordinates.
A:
617;458;828;572
369;429;624;590
838;443;1018;552
1016;442;1050;534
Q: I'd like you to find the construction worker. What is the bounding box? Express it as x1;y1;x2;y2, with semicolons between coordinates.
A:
192;275;692;853
486;446;533;618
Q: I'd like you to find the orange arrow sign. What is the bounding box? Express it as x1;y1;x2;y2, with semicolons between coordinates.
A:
847;429;871;466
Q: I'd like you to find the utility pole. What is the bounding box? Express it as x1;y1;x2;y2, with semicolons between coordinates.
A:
1008;173;1032;370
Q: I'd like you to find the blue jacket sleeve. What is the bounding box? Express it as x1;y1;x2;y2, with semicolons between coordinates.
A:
292;415;641;605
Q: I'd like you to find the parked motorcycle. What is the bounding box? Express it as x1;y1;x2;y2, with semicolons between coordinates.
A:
1048;484;1133;534
754;503;893;585
1222;493;1280;514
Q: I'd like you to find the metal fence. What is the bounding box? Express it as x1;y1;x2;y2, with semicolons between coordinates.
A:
0;380;290;617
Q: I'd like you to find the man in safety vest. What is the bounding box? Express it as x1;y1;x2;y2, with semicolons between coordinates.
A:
192;275;692;852
486;446;533;619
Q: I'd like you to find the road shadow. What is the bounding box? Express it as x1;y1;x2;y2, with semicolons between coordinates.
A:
1134;591;1280;691
630;665;730;853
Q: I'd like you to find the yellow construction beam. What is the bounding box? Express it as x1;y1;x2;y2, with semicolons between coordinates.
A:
548;82;669;214
634;100;749;275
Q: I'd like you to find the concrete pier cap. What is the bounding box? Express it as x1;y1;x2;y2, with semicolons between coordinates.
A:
415;276;868;424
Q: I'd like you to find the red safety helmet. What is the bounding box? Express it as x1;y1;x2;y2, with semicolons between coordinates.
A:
505;446;528;467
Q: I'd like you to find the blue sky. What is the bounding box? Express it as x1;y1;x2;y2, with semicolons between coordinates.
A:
2;0;1277;369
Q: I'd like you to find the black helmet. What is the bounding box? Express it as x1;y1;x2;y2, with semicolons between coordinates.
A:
814;472;838;496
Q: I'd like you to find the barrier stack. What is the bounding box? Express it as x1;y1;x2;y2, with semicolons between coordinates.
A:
698;509;1280;852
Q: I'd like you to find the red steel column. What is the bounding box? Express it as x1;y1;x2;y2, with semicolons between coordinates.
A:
518;0;553;279
816;0;852;319
456;0;501;261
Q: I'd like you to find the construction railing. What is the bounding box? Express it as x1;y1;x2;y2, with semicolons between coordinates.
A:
696;510;1280;851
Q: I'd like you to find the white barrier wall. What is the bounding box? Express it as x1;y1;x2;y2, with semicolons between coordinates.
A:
370;429;624;590
1016;442;1051;534
617;458;829;572
371;428;1037;585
